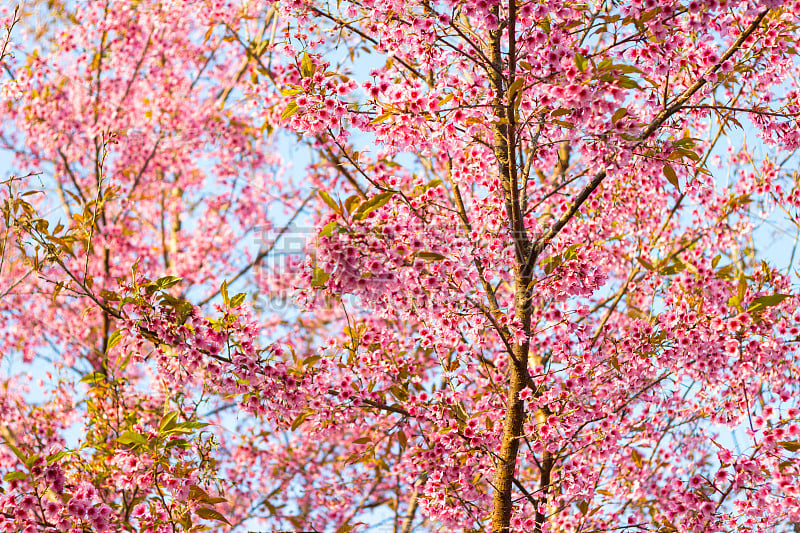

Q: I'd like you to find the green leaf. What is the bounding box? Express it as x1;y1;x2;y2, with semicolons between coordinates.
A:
280;102;299;121
728;194;752;207
611;107;628;123
80;371;107;385
680;149;701;162
196;507;231;525
117;350;133;372
779;440;800;452
542;255;562;275
672;137;701;149
715;264;735;280
617;75;641;89
318;190;341;214
300;52;315;78
99;289;121;301
631;448;643;468
662;164;679;189
319;221;338;237
343;195;362;213
116;431;147;447
606;63;643;75
574;52;588;72
353;192;395;220
506;78;524;99
550;108;572;117
165;438;189;449
659;259;686;275
159;411;180;432
46;450;68;465
747;294;790;313
636;257;655;271
156;275;182;289
563;243;580;260
291;412;310;431
396;430;407;449
311;267;330;288
230;292;247;307
416;251;446;261
51;280;65;304
189;484;227;504
107;330;123;353
577;500;589;515
163;426;193;435
181;421;210;430
369;112;392;124
552;119;574;129
302;354;322;368
220;279;229;306
3;471;26;481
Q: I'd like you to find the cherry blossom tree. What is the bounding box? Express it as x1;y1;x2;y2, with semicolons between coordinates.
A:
2;0;800;532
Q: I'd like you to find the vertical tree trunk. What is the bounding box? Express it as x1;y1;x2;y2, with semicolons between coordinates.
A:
487;2;535;531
